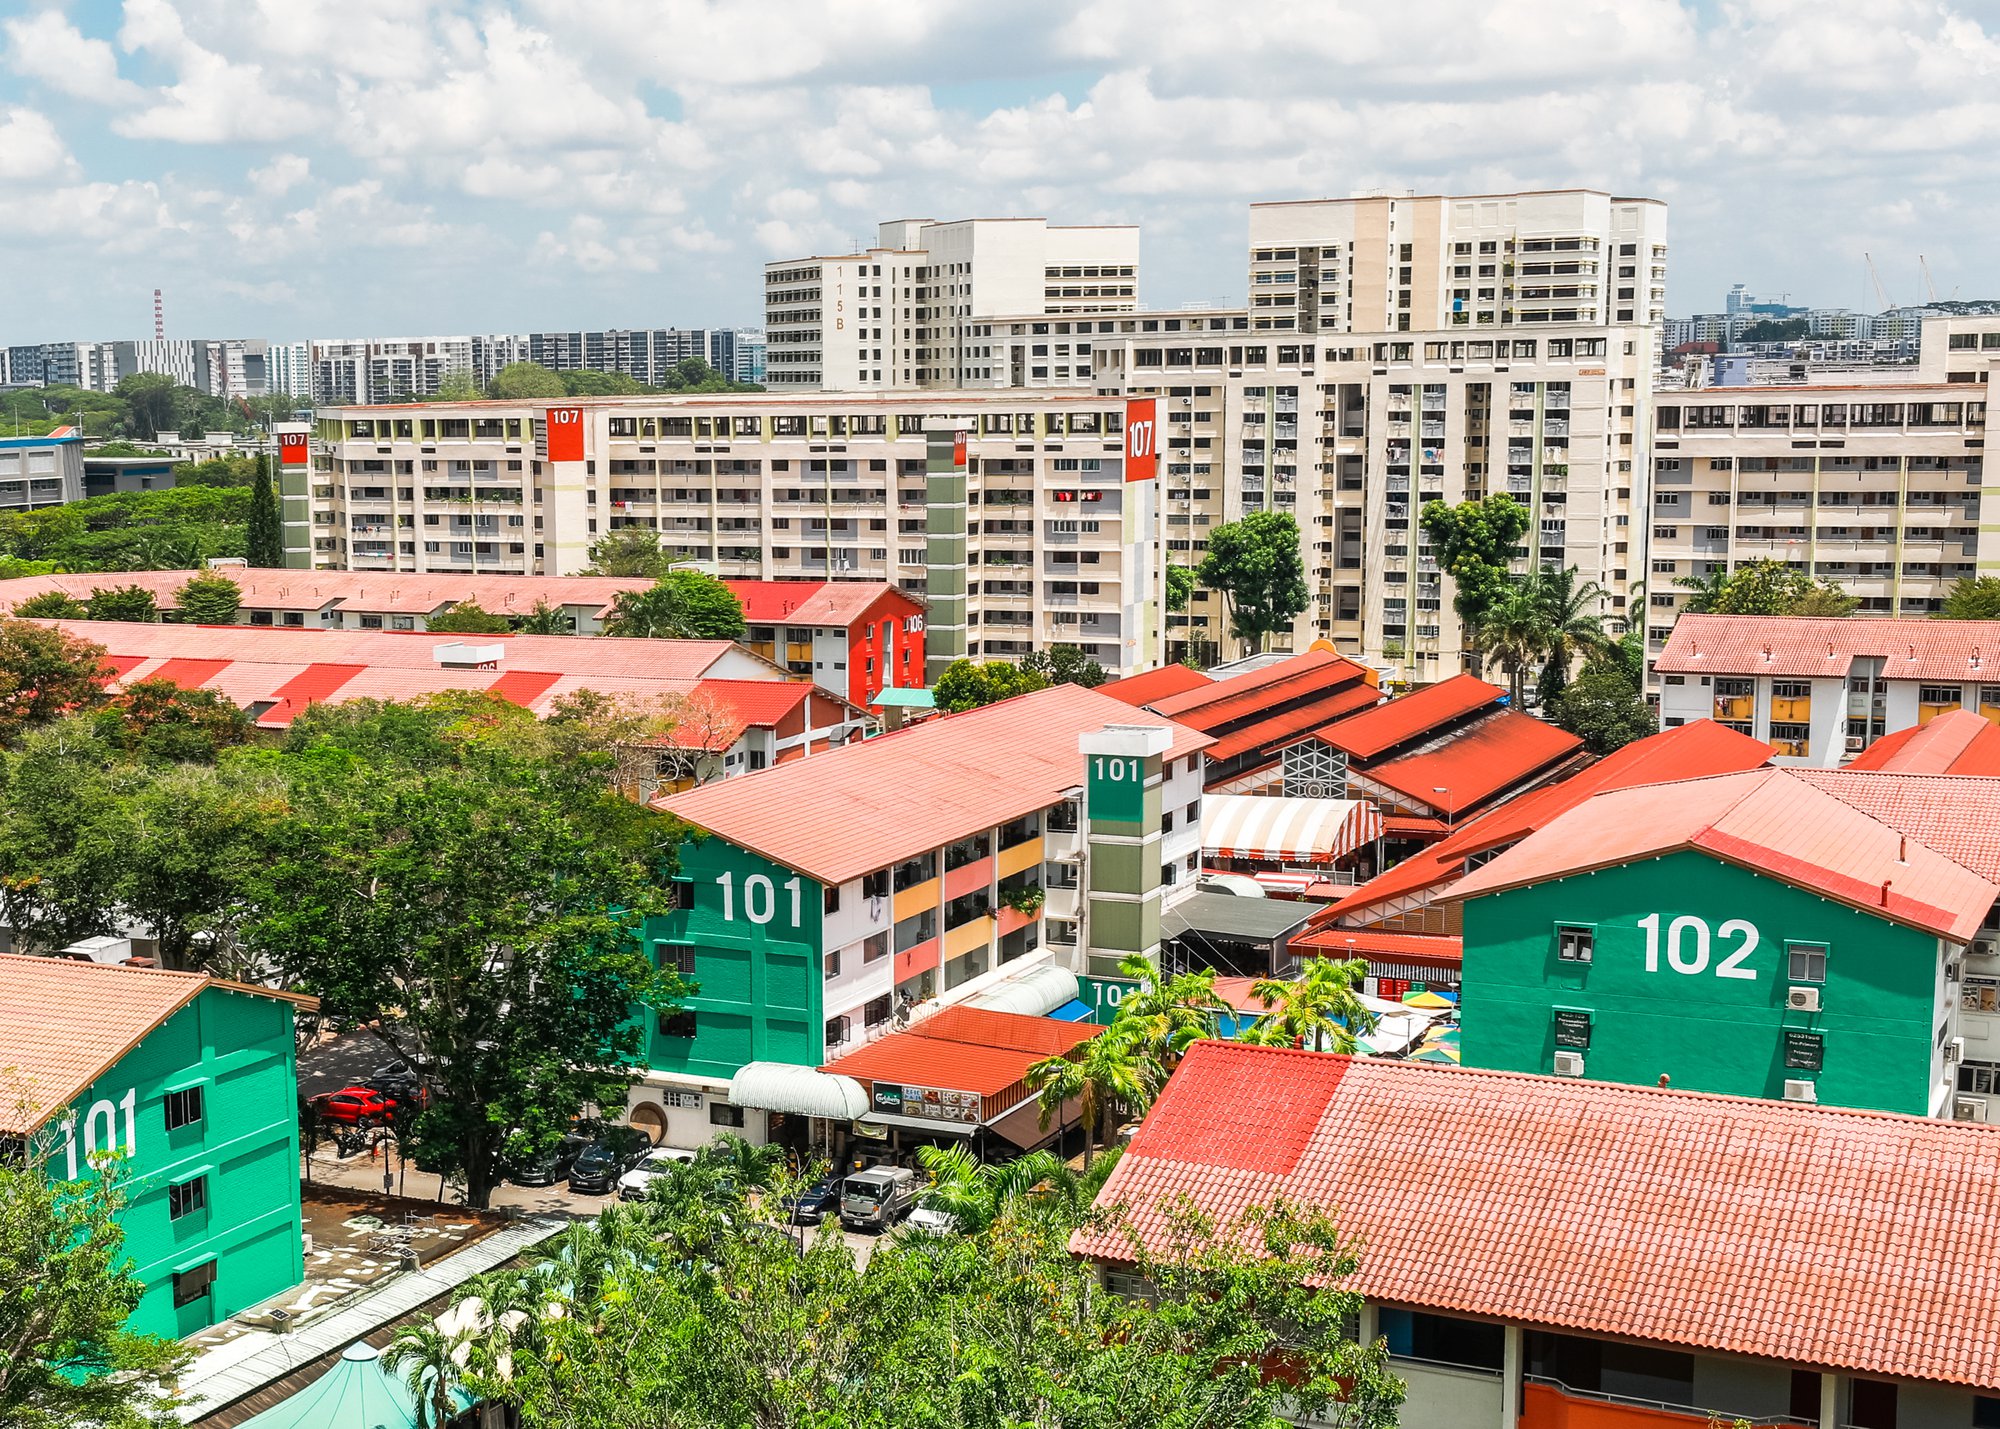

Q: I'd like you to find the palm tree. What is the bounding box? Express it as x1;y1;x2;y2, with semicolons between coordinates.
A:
1236;956;1376;1053
1025;1025;1157;1169
1108;954;1229;1072
384;1322;466;1429
1675;566;1731;614
701;1131;786;1191
1530;565;1614;705
911;1145;1075;1233
1469;581;1549;707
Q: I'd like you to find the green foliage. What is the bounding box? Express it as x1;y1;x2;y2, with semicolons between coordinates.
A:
1026;1021;1159;1168
83;584;159;623
1938;576;2000;620
604;571;746;641
1020;642;1108;689
431;372;484;402
0;383;127;438
586;527;679;579
114;372;176;440
87;441;169;458
1235;956;1375;1053
1195;510;1310;652
247;455;283;567
1734;317;1811;343
175;571;242;625
173;454;261;488
1419;494;1531;625
1165;559;1196;613
427;600;513;634
0;484;250;572
932;658;1050;713
0;1129;192;1426
514;599;574;635
433;1160;1401;1429
1676;559;1857;617
12;590;85;619
94;678;254;764
487;363;569;400
561;369;650;397
0;619;111;742
1549;666;1656;755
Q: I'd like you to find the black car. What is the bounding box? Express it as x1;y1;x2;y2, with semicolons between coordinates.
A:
786;1176;842;1226
566;1132;648;1195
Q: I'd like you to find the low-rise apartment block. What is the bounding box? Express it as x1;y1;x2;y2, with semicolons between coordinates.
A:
311;392;1159;674
0;431;83;510
764;217;1138;391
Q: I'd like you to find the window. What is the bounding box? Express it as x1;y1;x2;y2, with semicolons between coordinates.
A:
864;993;893;1027
1556;925;1594;963
1788;942;1828;984
823;884;841;915
825;1014;852;1047
660;943;695;976
172;1260;216;1308
823;949;841;980
709;1103;746;1128
657;1010;696;1038
164;1087;203;1131
168;1176;206;1221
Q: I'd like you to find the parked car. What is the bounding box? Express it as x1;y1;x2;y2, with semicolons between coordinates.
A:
566;1130;649;1195
904;1205;960;1237
786;1176;843;1226
840;1165;918;1233
311;1086;397;1127
363;1066;428;1109
617;1147;698;1201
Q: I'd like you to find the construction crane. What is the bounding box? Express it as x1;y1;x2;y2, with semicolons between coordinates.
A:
1864;252;1895;312
1921;255;1938;304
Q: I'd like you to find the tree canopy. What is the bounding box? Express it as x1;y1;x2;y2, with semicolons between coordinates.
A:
175;571;242;624
604;571;746;641
1418;494;1530;626
1020;643;1108;689
247;455;283;567
586;527;680;579
427;599;513;634
1675;560;1857;617
487;363;569;400
932;658;1050;713
0;484;251;572
1195;511;1310;652
1549;664;1657;755
1938;576;2000;620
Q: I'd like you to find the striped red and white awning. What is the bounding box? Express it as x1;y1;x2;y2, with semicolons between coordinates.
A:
1201;794;1383;866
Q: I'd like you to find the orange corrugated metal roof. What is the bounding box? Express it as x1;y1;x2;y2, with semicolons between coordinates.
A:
1149;648;1374;726
0;955;312;1133
1201;682;1382;765
909;1004;1099;1057
1360;710;1583;809
1316;673;1502;758
820;1032;1044;1098
1071;1042;2000;1392
1103;664;1212;706
1449;767;1999;941
659;683;1211;885
1845;709;2000;776
1657;613;2000;682
1289;928;1465;964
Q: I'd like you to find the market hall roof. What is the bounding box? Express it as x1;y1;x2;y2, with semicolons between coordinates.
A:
658;683;1211;886
1843;709;2000;776
1071;1041;2000;1394
1446;766;2000;943
1655;612;2000;682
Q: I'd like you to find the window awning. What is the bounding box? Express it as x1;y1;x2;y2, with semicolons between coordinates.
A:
964;964;1080;1018
1202;794;1383;865
728;1062;870;1120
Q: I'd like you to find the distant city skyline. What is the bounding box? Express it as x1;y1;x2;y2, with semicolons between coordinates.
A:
3;0;1997;338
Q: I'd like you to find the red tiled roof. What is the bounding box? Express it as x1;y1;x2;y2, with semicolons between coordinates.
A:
1314;673;1501;759
1794;769;2000;884
1103;664;1212;706
820;1033;1045;1098
0;955;312;1133
1845;709;2000;776
1071;1042;2000;1393
724;579;912;627
262;662;367;725
909;1004;1100;1058
1359;710;1583;810
1449;767;1999;941
1656;613;2000;682
659;683;1211;885
1288;928;1464;965
0;570;663;618
1327;720;1775;920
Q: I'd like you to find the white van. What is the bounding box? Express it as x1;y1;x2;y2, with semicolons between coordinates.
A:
840;1166;917;1232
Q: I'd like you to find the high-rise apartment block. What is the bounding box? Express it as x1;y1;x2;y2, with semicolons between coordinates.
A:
764;217;1139;391
1246;190;1667;334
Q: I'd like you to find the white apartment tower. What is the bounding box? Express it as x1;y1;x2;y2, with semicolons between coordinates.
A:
1247;190;1668;335
764;217;1139;391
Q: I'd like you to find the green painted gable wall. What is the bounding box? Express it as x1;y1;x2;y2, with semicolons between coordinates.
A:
1461;849;1946;1115
647;836;825;1080
62;986;304;1339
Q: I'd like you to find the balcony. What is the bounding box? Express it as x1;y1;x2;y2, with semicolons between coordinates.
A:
1520;1379;1811;1428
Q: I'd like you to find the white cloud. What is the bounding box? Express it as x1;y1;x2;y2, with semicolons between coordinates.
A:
248;153;310;193
0;107;77;181
3;10;145;103
114;0;318;142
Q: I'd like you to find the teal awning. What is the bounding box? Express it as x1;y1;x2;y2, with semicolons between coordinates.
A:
871;687;936;709
238;1343;436;1429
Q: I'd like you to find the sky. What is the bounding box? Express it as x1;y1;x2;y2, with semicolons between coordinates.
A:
0;0;1995;343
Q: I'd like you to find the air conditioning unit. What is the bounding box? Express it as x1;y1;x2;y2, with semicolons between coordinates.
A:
1947;1037;1965;1065
1785;986;1821;1013
1552;1051;1586;1078
1975;939;1997;959
1956;1097;1988;1124
1782;1079;1818;1103
1844;735;1865;752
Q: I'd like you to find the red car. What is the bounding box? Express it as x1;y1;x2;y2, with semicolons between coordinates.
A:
312;1086;398;1126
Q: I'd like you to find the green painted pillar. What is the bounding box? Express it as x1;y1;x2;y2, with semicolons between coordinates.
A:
275;425;313;568
1079;723;1173;979
924;424;969;682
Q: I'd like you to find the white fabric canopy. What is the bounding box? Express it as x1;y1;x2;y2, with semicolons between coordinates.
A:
965;964;1080;1017
1202;794;1383;865
728;1062;869;1119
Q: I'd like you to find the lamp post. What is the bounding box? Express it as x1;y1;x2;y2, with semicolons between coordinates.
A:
1432;785;1455;824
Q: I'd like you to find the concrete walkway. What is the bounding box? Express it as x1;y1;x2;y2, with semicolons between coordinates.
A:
174;1213;568;1423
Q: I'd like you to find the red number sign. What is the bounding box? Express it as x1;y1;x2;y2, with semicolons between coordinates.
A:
1124;397;1158;482
546;406;585;463
277;432;309;467
952;430;967;467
